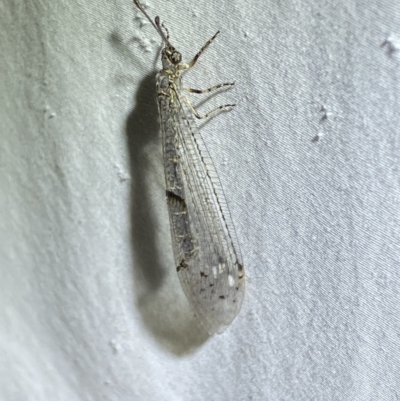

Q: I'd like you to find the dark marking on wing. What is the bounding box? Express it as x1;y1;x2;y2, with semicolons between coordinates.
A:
166;189;185;202
177;259;189;272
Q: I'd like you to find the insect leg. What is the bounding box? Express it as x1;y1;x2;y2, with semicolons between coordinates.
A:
185;82;235;94
179;31;220;70
184;95;235;120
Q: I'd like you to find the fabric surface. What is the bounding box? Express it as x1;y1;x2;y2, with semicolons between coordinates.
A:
1;0;400;399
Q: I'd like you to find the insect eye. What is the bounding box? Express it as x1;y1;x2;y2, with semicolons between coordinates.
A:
170;51;182;64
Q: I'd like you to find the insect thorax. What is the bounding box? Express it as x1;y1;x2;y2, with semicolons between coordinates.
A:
156;70;182;101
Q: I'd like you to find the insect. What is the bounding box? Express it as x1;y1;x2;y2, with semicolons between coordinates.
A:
133;0;245;334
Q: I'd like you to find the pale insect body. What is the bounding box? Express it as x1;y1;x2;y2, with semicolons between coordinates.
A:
133;0;245;334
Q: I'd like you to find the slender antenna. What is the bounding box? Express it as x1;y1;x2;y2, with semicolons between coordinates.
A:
133;0;173;47
155;16;170;45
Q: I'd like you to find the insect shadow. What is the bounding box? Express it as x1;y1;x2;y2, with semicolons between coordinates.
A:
110;31;209;353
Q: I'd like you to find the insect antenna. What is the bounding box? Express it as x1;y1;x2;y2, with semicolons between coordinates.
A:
133;0;173;47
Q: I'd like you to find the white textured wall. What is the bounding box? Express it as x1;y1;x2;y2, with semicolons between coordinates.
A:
1;0;400;400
